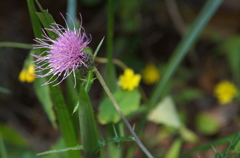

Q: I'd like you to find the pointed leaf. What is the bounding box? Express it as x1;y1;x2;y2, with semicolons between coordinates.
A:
33;77;57;129
98;89;140;124
147;96;181;128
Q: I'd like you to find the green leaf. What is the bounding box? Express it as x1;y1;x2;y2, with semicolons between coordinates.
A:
98;89;141;124
78;86;100;158
173;88;203;104
165;138;183;158
49;86;81;158
147;0;224;110
0;87;11;95
27;0;42;38
0;42;32;49
34;78;57;129
181;132;240;158
36;12;57;39
179;126;198;143
37;145;83;156
222;36;240;83
0;124;27;147
195;112;220;135
147;96;181;129
0;133;8;158
93;37;105;58
105;0;117;92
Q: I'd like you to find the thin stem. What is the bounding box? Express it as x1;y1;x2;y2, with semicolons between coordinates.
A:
66;0;77;30
165;0;186;36
94;67;154;158
0;42;32;49
105;0;117;92
95;57;128;69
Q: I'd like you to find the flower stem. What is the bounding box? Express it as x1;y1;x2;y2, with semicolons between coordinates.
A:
0;42;32;49
94;57;128;69
94;67;154;158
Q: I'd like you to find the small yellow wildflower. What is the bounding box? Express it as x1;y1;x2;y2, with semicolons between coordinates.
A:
214;80;238;105
142;64;160;85
19;64;35;83
118;68;141;91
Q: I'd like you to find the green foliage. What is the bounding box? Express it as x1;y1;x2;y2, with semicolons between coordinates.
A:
173;87;203;104
221;35;240;83
27;1;81;158
214;134;240;158
106;0;117;92
195;112;220;135
0;124;27;146
179;126;199;143
33;77;57;129
148;96;181;129
165;138;183;158
3;0;230;157
78;85;100;158
0;134;8;158
98;89;141;124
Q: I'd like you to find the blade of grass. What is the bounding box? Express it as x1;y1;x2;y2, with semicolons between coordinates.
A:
0;134;8;158
149;0;224;109
138;0;224;132
49;86;81;158
105;0;117;92
33;78;57;129
37;145;83;156
27;0;42;38
66;0;77;30
0;42;32;49
78;84;100;158
180;132;239;158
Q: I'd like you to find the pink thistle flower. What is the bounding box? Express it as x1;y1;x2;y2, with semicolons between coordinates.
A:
33;14;92;87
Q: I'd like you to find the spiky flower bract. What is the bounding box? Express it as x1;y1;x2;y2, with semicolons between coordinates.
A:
33;14;92;87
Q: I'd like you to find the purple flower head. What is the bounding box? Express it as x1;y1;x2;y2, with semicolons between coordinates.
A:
33;13;93;87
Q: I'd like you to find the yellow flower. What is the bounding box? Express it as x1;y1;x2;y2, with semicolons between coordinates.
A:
214;80;238;105
19;69;28;82
118;68;141;91
19;64;35;83
142;64;160;85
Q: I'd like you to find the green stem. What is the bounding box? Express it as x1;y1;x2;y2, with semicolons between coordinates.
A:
94;67;154;158
180;132;240;158
0;134;8;158
66;0;77;30
106;0;117;92
50;86;81;158
0;42;32;49
78;85;100;158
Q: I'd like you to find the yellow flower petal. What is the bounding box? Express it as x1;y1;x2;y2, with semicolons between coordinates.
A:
26;73;35;83
118;68;141;91
27;64;35;74
214;80;237;105
26;64;35;83
19;70;27;82
142;64;160;85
